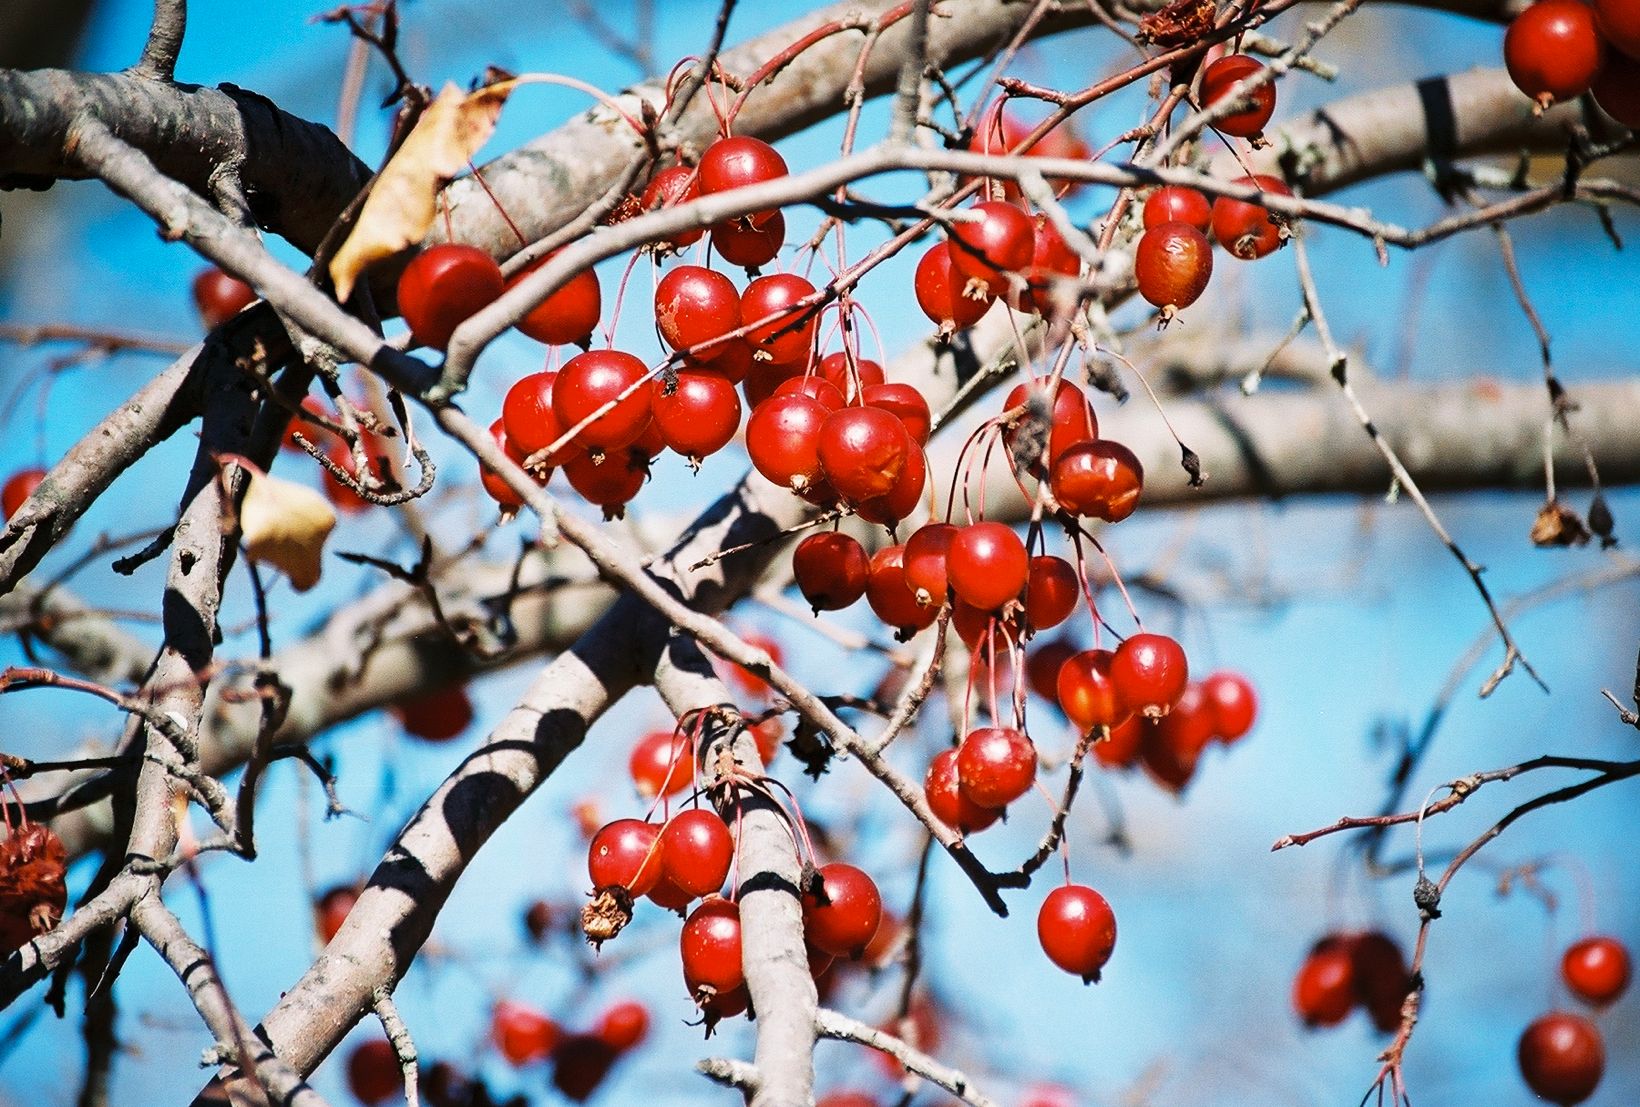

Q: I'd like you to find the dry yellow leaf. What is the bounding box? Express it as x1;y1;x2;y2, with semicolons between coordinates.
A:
240;468;337;592
329;80;515;301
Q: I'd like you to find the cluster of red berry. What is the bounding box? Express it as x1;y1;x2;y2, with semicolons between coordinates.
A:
1517;934;1630;1105
1503;0;1640;123
1290;930;1412;1031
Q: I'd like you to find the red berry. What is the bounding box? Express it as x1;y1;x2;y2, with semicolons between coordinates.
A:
1201;670;1257;742
346;1039;402;1104
866;545;940;633
1023;555;1079;630
551;1034;618;1102
1009;213;1081;315
510;255;601;346
1093;716;1144;769
818;352;885;403
818;406;911;503
479;418;538;510
652;369;742;462
803;862;883;960
502;371;584;465
698;136;789;196
654;264;741;360
1143;187;1211;233
641;165;704;249
862;382;931;447
552;349;654;452
742;274;819;364
924;747;1001;834
595;998;650;1053
2;468;46;521
1140;682;1212;792
321;436;394;514
711;210;785;268
955;726;1036;809
1293;937;1357;1027
854;440;926;527
1211;175;1292;260
1026;637;1078;702
681;894;745;997
491;1000;560;1066
1135;222;1213;312
629;729;695;799
389;685;473;742
1057;649;1131;734
659;809;734;898
1051;439;1143;522
315;884;358;944
1037;884;1117;982
1592;48;1640;126
947;522;1029;612
1200;55;1277;137
793;531;870;612
746;393;829;495
776;374;845;410
914;242;993;332
1111;633;1189;717
902;522;958;608
1519;1011;1604;1105
1005;378;1099;477
522;899;555;943
1350;930;1411;1032
397;244;504;351
816;1093;879;1107
587;818;663;896
647;874;695;912
948;200;1035;297
1562;936;1632;1006
1594;0;1640;58
192;266;257;328
564;449;648;515
1505;0;1605;106
724;631;785;699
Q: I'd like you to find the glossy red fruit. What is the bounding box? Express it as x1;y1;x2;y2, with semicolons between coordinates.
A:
741;274;818;364
966;105;1090;197
697;334;756;383
1026;637;1078;702
1200;55;1277;137
2;468;45;521
1111;633;1189;717
776;374;845;410
1024;555;1079;630
1037;884;1117;982
948;200;1036;297
1562;936;1632;1006
1350;930;1411;1032
1591;48;1640;127
347;1039;402;1104
390;685;474;742
522;899;555;943
1005;378;1099;476
956;726;1036;809
1136;222;1213;312
866;545;939;634
595;999;650;1053
510;255;601;346
587;818;663;896
1505;0;1605;106
793;531;870;611
641;164;704;249
862;383;931;446
1057;649;1130;734
712;210;784;268
1594;0;1640;58
1519;1011;1604;1105
653;369;742;462
742;356;803;409
698;983;750;1023
502;371;583;465
1211;175;1292;260
746;392;829;494
818;352;885;403
1293;938;1357;1027
397;244;505;351
1201;670;1257;742
654;265;740;361
480;418;536;510
1140;682;1213;792
914;242;993;332
564;450;647;515
647;874;695;912
951;598;1011;653
902;522;958;607
629;729;694;799
818;406;910;502
192;267;257;327
1051;439;1143;522
552;1034;618;1102
699;136;789;195
924;747;1001;833
855;442;926;526
553;349;653;452
1093;716;1144;769
947;522;1029;612
660;809;734;898
315;884;358;944
681;895;745;996
1010;214;1081;315
1143;186;1212;232
804;863;883;959
491;1000;560;1066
